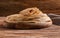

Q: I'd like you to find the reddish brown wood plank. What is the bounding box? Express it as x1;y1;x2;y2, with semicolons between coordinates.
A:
0;25;60;38
0;0;60;16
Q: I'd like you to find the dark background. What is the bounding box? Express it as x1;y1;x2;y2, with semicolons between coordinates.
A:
0;0;60;16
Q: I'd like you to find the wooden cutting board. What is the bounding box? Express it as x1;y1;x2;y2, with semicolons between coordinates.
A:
0;17;60;38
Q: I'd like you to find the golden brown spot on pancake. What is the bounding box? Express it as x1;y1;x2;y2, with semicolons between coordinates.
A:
29;9;33;13
28;22;35;23
46;20;51;22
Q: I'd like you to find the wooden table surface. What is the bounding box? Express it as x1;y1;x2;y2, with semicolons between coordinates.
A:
0;17;60;38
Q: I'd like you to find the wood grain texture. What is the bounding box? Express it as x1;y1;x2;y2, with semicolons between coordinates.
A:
1;25;60;38
0;0;60;16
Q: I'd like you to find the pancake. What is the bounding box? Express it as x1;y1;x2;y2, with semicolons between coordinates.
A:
5;7;52;29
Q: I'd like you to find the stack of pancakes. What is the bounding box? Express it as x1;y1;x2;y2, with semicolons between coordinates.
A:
5;7;52;29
